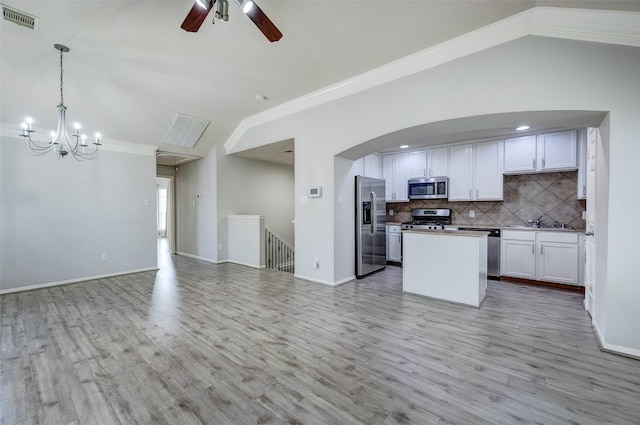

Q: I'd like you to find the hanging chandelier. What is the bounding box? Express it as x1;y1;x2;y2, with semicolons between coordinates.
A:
20;44;102;160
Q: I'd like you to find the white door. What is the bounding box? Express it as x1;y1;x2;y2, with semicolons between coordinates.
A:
584;127;598;315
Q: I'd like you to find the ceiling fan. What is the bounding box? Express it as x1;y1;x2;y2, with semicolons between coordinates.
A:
181;0;282;42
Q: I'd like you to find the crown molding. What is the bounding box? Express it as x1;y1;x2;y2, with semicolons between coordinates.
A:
0;123;158;156
224;7;640;155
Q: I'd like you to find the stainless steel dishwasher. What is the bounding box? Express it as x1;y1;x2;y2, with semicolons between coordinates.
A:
457;227;501;279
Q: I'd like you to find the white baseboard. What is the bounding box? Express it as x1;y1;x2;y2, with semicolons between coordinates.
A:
293;274;336;286
592;319;640;360
334;275;356;286
0;267;158;295
175;251;220;264
227;260;265;269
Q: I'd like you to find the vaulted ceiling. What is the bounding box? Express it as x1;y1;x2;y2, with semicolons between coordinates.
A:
2;1;639;165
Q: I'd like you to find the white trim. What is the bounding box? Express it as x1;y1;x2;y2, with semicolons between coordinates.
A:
0;123;157;156
592;318;640;360
175;251;220;264
0;267;158;294
224;7;640;155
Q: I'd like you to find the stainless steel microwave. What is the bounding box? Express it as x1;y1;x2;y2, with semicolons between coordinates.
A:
407;176;448;199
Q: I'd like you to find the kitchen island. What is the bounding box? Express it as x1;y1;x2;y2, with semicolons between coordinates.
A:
402;229;488;307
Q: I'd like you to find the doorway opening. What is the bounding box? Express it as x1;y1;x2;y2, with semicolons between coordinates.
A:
156;176;175;254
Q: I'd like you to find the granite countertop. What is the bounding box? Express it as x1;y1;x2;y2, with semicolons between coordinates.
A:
403;229;489;238
448;224;584;233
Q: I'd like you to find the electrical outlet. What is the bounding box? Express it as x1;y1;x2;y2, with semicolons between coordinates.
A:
469;210;475;218
313;256;319;268
389;209;394;216
101;253;109;261
218;243;223;251
582;211;587;220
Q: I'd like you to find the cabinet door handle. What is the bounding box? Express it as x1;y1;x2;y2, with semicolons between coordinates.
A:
533;158;536;169
424;168;427;176
542;158;546;168
541;245;544;255
429;168;432;176
532;245;535;255
469;190;472;198
476;189;479;199
583;184;586;197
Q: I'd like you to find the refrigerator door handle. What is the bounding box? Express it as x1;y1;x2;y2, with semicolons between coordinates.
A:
369;191;376;236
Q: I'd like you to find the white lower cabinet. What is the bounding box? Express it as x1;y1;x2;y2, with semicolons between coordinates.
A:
387;224;402;262
501;230;581;285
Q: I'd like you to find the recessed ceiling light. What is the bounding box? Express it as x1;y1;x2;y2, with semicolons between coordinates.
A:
400;145;409;149
516;125;530;131
254;94;267;102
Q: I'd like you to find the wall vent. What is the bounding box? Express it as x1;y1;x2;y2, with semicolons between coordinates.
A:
2;5;38;30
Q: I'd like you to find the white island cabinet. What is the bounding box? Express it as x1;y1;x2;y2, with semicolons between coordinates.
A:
403;230;488;307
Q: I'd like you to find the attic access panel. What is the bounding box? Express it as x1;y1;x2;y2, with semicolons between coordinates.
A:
163;113;210;149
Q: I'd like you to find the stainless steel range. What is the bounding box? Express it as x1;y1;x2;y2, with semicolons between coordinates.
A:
401;208;451;230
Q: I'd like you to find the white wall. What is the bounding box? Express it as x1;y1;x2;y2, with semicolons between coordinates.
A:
0;136;157;291
216;149;294;255
229;36;640;354
175;151;218;262
174;145;294;264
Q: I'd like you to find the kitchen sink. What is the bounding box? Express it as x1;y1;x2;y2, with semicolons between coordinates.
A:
506;225;574;231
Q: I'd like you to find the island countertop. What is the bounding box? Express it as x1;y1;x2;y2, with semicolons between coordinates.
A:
403;229;489;237
402;230;488;307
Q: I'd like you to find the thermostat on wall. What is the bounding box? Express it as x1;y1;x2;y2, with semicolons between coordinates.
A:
309;187;322;198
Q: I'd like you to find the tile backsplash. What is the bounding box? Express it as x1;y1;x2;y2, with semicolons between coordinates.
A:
387;171;586;230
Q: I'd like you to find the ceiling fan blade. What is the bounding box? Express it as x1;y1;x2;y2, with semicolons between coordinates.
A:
181;1;214;32
245;1;282;42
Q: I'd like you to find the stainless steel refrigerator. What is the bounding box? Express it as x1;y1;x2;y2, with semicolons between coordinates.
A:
355;176;387;278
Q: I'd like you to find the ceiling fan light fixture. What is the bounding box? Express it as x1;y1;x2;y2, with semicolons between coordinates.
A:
195;0;209;10
234;0;254;15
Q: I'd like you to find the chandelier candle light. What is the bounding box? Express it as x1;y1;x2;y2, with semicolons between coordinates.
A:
20;44;102;160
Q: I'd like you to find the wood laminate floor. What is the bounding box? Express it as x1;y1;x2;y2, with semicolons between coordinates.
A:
2;240;639;425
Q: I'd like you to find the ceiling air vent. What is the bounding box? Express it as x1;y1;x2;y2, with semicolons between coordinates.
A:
2;6;38;30
163;113;210;148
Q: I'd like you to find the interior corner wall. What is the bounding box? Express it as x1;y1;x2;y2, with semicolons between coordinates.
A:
157;164;176;177
0;137;157;291
334;156;360;283
175;151;218;262
215;148;295;260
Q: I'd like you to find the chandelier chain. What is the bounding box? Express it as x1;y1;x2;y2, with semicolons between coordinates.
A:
59;47;64;106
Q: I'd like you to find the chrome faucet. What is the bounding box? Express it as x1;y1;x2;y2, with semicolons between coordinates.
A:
528;216;544;228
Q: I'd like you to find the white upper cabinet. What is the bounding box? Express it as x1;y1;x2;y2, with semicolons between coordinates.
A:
537;130;577;171
503;135;537;173
382;152;410;202
448;144;474;201
475;139;504;200
408;150;427;178
363;153;382;179
427;147;449;177
504;130;577;174
449;140;503;201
